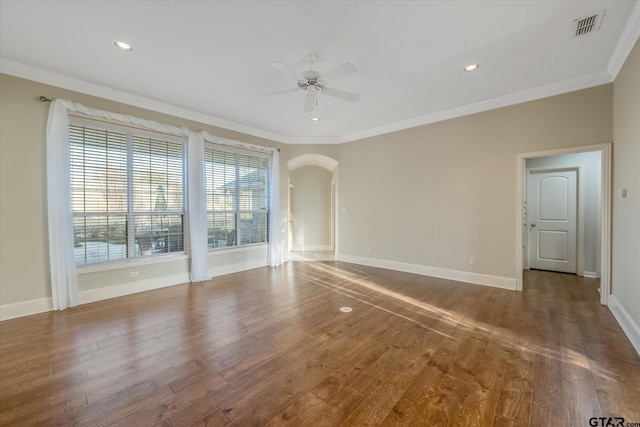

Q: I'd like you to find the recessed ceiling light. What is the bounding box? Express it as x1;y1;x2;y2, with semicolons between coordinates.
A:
464;64;479;72
114;40;133;52
311;117;319;122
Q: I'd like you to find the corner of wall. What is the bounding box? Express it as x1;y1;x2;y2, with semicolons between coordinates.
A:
608;295;640;356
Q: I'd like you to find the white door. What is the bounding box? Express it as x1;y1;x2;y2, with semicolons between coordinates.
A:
528;169;577;273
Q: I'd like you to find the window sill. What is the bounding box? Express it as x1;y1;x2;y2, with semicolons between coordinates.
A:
76;253;189;275
208;243;268;254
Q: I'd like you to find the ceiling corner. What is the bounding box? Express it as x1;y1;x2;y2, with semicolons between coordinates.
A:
606;0;640;79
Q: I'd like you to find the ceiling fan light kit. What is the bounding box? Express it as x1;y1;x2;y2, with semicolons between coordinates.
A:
113;40;133;52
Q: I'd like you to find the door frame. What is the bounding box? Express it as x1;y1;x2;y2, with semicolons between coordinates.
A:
288;183;294;253
331;179;336;252
515;143;611;305
525;166;582;275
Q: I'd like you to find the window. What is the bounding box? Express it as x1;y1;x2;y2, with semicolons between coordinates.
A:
70;120;185;266
205;146;269;249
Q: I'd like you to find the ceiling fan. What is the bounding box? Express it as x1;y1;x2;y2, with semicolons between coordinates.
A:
274;53;360;113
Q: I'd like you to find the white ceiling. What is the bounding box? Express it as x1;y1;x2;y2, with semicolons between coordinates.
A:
1;1;639;144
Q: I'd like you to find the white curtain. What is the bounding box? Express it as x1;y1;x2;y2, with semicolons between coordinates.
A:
46;99;281;308
268;149;283;266
56;99;187;137
187;131;211;282
46;100;78;310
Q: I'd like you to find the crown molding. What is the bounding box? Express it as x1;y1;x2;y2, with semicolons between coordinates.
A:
0;58;300;144
607;0;640;79
337;70;614;143
0;58;617;146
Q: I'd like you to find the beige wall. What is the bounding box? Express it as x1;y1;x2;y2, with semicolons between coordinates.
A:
1;75;51;305
612;39;640;330
337;85;613;279
0;74;284;307
290;166;332;250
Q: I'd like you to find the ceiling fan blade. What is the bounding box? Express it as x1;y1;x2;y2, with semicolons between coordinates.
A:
321;62;357;81
322;87;360;103
303;88;316;112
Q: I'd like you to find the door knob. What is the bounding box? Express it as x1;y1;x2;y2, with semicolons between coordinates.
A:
530;223;536;229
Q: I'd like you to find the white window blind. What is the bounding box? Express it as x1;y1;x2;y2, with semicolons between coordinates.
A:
205;146;269;249
70;121;185;266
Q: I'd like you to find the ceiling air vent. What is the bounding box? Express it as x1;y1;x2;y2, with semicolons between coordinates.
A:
574;10;605;37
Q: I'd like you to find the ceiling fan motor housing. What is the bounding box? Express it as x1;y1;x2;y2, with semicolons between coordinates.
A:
289;53;359;111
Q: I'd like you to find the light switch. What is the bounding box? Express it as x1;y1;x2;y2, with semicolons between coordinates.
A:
340;207;348;214
617;188;627;198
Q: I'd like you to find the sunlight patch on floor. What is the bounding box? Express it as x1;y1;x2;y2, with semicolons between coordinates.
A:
301;261;620;381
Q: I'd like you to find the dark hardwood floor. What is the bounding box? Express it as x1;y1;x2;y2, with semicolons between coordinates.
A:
1;262;639;426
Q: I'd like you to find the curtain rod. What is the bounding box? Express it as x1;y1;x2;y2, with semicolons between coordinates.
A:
38;95;280;151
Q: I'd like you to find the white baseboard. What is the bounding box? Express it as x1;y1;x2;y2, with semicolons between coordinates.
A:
1;256;270;322
336;254;517;291
1;255;516;321
79;273;190;305
0;297;54;321
208;259;267;277
608;295;640;357
583;271;599;278
0;273;191;321
290;245;332;252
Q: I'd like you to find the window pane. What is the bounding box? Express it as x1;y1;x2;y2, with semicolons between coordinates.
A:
205;147;270;251
132;135;184;213
70;122;186;266
70;124;127;213
134;214;184;256
238;212;268;245
73;215;127;265
238;154;268;211
207;213;237;248
205;149;237;212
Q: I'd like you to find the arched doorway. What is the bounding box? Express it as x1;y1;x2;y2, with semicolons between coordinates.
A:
287;154;338;261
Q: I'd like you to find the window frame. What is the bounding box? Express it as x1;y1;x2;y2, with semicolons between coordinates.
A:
204;142;270;251
69;115;187;268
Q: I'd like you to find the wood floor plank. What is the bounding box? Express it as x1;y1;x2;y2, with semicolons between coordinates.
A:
531;352;564;410
263;392;327;427
0;265;638;426
493;346;535;425
311;337;390;403
166;356;291;426
217;321;390;425
306;386;366;427
382;337;460;425
530;400;567;427
190;409;231;426
418;372;475;426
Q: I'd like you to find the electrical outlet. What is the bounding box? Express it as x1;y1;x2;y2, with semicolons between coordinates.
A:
469;258;476;265
130;271;139;277
367;246;371;252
